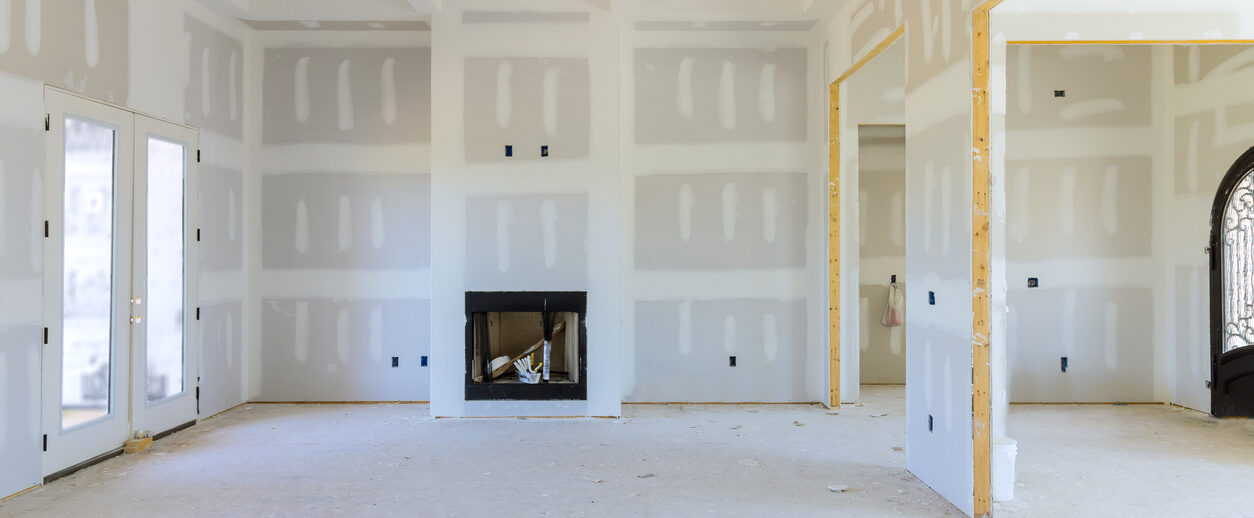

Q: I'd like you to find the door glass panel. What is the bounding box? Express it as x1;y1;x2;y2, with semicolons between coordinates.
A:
1223;169;1254;353
145;137;186;402
61;117;116;430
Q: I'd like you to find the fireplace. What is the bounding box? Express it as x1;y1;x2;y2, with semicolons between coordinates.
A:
464;291;587;401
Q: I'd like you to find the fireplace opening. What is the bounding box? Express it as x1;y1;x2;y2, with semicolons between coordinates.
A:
465;292;587;401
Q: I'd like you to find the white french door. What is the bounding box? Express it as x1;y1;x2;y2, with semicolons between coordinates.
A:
131;116;199;437
42;88;199;476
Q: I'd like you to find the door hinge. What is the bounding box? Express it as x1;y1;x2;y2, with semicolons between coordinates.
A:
44;114;50;131
42;434;47;452
195;307;200;320
43;220;49;238
195;386;200;414
42;327;48;345
197;149;201;163
196;228;201;242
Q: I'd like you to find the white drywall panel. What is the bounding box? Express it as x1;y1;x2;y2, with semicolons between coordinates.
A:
257;31;430;402
0;72;45;500
992;0;1254;413
430;0;621;417
621;21;823;404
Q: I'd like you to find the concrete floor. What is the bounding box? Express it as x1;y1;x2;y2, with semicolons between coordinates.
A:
4;388;1251;517
1;386;961;517
996;403;1254;518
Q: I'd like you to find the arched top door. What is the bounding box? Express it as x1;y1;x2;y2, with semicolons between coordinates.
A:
1209;146;1254;417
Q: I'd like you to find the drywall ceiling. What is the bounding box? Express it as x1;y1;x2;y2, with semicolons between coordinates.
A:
996;0;1250;13
194;0;846;21
192;0;436;21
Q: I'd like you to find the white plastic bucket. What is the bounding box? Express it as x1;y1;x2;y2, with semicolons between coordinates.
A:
991;437;1018;502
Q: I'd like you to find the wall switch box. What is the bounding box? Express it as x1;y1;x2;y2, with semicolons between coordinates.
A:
505;145;513;157
729;356;737;367
541;145;549;157
1061;356;1068;373
1028;277;1039;288
391;356;399;368
928;291;936;305
928;415;934;432
1054;90;1066;97
421;356;429;367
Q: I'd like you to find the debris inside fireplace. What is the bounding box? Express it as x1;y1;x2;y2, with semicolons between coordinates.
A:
471;312;579;384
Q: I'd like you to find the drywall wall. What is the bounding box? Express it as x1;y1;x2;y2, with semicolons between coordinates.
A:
258;32;431;401
0;0;128;103
827;0;980;514
0;70;45;500
0;0;255;499
1167;44;1254;412
839;40;905;396
1004;45;1160;403
992;0;1254;414
622;19;823;403
858;126;906;384
181;9;250;418
429;0;621;417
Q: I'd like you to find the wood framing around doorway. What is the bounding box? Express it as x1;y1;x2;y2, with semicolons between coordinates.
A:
828;25;904;409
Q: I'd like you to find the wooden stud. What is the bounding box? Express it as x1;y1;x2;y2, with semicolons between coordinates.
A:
123;437;154;454
828;25;905;409
972;2;1003;517
829;80;840;409
1;484;39;502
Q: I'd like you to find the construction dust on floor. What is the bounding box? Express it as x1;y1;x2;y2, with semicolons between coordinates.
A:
1;387;960;517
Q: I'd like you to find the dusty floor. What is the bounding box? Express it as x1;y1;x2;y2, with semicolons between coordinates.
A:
6;388;1251;517
1;386;961;517
996;403;1254;518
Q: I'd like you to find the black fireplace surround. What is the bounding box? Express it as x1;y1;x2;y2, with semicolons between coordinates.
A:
464;291;588;401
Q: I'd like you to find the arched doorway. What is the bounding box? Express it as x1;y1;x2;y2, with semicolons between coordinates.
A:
1209;147;1254;417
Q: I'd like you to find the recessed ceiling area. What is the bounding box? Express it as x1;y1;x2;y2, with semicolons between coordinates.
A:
240;19;431;31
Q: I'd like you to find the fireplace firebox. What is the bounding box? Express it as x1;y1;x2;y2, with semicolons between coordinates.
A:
464;291;587;401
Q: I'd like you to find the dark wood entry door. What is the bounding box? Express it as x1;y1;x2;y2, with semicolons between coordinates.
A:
1209;146;1254;417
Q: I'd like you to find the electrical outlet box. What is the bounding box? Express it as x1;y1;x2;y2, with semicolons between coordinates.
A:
928;291;936;306
505;145;513;157
1054;90;1066;97
729;356;737;367
392;356;399;368
1028;277;1039;288
928;415;934;432
421;356;429;367
541;145;549;157
1061;356;1068;373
